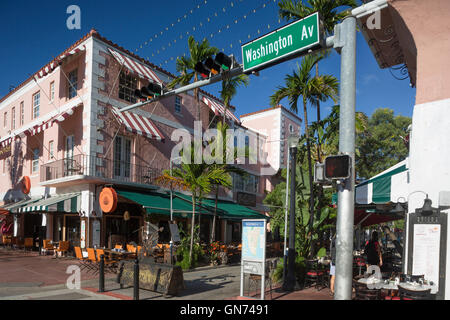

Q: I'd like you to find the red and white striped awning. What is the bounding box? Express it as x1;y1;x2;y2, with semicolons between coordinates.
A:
202;96;240;124
112;107;164;141
108;48;162;84
37;45;86;79
24;103;82;136
0;137;12;149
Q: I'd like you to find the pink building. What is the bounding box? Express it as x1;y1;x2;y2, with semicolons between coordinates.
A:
0;30;281;249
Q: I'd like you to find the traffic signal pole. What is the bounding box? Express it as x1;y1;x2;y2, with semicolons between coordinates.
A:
331;16;357;300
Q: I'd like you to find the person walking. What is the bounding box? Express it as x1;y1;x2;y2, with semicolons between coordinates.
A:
329;234;336;296
364;231;383;269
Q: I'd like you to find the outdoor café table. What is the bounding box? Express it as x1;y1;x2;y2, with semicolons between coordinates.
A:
357;278;438;294
103;249;135;260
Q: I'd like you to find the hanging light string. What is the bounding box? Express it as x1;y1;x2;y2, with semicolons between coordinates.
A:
154;0;280;68
140;0;246;62
135;0;219;54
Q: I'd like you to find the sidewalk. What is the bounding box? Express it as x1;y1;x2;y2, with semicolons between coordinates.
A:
0;248;332;300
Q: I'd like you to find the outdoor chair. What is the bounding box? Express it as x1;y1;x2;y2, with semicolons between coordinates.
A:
24;238;34;252
86;248;100;275
2;236;11;248
352;279;382;300
304;260;326;290
42;240;55;255
10;236;18;250
114;244;123;250
96;249;119;273
398;285;433;300
74;246;94;272
55;241;69;258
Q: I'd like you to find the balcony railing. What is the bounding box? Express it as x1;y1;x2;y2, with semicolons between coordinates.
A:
40;154;164;186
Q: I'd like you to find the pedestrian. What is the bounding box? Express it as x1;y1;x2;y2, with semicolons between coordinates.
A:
329;234;336;296
364;231;383;269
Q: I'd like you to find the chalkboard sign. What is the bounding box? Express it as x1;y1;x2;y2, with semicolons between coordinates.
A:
407;208;447;300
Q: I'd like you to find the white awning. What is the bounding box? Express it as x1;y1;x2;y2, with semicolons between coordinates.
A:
18;193;81;213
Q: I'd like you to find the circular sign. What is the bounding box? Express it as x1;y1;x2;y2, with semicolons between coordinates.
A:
21;176;31;194
99;187;118;213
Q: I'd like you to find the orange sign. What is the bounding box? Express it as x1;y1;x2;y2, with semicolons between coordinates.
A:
99;187;118;213
21;176;31;194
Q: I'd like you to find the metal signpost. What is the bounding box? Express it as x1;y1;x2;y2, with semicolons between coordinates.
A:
240;219;267;300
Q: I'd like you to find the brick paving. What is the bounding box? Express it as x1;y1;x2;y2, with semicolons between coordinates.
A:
0;247;334;300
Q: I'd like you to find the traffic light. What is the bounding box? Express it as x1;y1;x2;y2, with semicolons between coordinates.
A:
324;155;351;179
194;52;234;79
134;82;162;100
214;52;232;71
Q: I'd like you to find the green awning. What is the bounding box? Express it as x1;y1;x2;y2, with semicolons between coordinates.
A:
18;193;81;213
116;190;213;217
174;192;269;221
1;197;42;213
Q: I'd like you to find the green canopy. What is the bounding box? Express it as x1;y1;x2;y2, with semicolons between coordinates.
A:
116;190;212;217
174;192;269;221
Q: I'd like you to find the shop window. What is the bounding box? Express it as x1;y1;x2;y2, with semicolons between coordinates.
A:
118;71;137;103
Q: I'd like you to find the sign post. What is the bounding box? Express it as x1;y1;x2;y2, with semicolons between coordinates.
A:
241;12;323;74
240;219;267;300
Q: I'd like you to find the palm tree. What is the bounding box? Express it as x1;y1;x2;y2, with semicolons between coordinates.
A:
168;36;219;122
219;74;249;126
270;54;338;256
165;145;231;268
278;0;357;161
208;122;247;243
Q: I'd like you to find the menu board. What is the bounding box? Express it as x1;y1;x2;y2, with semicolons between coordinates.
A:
412;224;441;290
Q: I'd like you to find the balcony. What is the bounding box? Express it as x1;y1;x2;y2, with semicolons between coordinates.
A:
40;154;164;188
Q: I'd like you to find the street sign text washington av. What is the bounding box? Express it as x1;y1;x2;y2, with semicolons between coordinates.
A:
241;12;324;74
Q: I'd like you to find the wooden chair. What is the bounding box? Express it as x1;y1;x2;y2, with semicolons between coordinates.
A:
398;285;433;300
114;244;123;250
74;247;94;272
2;235;11;248
42;240;55;255
24;238;34;252
304;260;326;290
86;248;100;274
353;279;382;300
55;241;70;258
96;249;119;273
10;236;18;250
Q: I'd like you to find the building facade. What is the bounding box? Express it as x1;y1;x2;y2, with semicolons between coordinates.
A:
0;30;290;249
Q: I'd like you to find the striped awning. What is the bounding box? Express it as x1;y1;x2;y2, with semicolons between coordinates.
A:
355;159;409;205
108;48;162;84
202;96;240;124
24;103;82;136
112;107;164;141
18;193;80;213
1;197;42;213
37;45;86;79
0;137;12;149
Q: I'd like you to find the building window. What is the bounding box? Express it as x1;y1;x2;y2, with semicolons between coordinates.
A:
68;69;78;99
11;107;15;130
232;173;259;194
32;148;39;173
118;71;137;103
20;101;24;125
32;92;40;119
175;96;182;114
113;136;132;178
289;124;294;133
3;112;7;128
49;140;54;160
50;81;55;101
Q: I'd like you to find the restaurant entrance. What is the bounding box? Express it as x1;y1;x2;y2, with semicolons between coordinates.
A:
65;215;81;249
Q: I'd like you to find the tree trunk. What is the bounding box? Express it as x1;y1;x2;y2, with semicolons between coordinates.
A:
303;100;315;258
210;186;219;243
222;102;228;126
189;194;196;268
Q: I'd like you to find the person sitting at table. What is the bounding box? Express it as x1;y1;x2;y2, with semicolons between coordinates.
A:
364;231;383;270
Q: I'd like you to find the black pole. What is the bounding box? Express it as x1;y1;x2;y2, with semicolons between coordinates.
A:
98;254;105;292
283;146;297;291
134;258;139;300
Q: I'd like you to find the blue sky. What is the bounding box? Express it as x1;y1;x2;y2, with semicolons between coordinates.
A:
0;0;416;122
